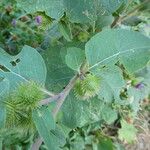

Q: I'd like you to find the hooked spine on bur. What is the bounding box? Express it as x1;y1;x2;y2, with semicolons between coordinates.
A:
74;74;101;100
3;81;44;130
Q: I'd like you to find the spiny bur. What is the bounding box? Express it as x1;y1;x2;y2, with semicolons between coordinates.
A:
4;81;44;131
74;74;101;100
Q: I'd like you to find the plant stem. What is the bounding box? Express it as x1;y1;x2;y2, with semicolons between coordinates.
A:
40;88;55;97
31;137;43;150
52;74;78;117
38;95;59;106
111;0;149;28
31;74;79;150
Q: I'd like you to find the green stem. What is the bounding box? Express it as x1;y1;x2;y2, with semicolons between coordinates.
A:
31;74;79;150
111;0;150;28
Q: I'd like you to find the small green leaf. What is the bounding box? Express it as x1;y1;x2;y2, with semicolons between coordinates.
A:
59;22;72;42
61;93;106;128
96;15;114;29
0;78;9;99
101;106;118;124
97;137;114;150
118;120;137;143
32;107;55;130
65;47;85;72
0;107;6;129
97;66;125;103
0;139;2;150
100;0;127;14
32;107;56;149
49;125;66;148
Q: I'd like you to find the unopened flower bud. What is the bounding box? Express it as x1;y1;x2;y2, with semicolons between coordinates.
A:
35;16;42;25
11;19;17;27
135;83;144;90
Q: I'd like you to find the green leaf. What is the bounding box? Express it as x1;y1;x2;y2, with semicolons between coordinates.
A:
96;66;125;103
64;0;127;23
59;22;72;42
101;106;118;124
32;107;55;130
128;86;148;114
0;76;10;129
61;93;107;128
0;106;6;129
64;0;98;23
60;42;85;64
122;47;150;73
100;0;127;14
48;125;66;149
0;139;2;150
0;46;47;91
32;107;57;149
70;134;85;150
17;0;64;20
97;137;114;150
65;47;85;72
0;78;9;99
42;46;74;92
85;29;150;73
118;120;137;143
115;143;125;150
96;15;114;29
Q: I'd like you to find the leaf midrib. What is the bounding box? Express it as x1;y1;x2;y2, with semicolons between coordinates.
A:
89;46;150;70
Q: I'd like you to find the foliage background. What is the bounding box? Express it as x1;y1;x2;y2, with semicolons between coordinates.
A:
0;0;150;150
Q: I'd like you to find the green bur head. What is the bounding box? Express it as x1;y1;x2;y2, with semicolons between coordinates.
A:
74;74;101;100
4;81;44;130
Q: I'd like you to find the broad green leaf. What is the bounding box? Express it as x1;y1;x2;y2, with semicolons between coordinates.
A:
59;22;72;42
0;78;9;99
128;86;149;114
42;46;74;92
118;120;137;143
64;0;127;23
136;63;150;85
97;137;114;150
60;42;85;64
70;135;85;150
121;46;150;73
0;139;2;150
64;0;99;23
17;0;64;20
32;107;57;149
0;106;6;129
96;15;114;29
85;29;150;73
115;143;125;150
96;66;125;103
0;46;47;91
136;64;150;93
32;107;55;130
0;128;30;147
100;0;127;14
40;21;62;49
65;47;85;72
101;106;118;124
61;93;106;128
49;126;66;148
